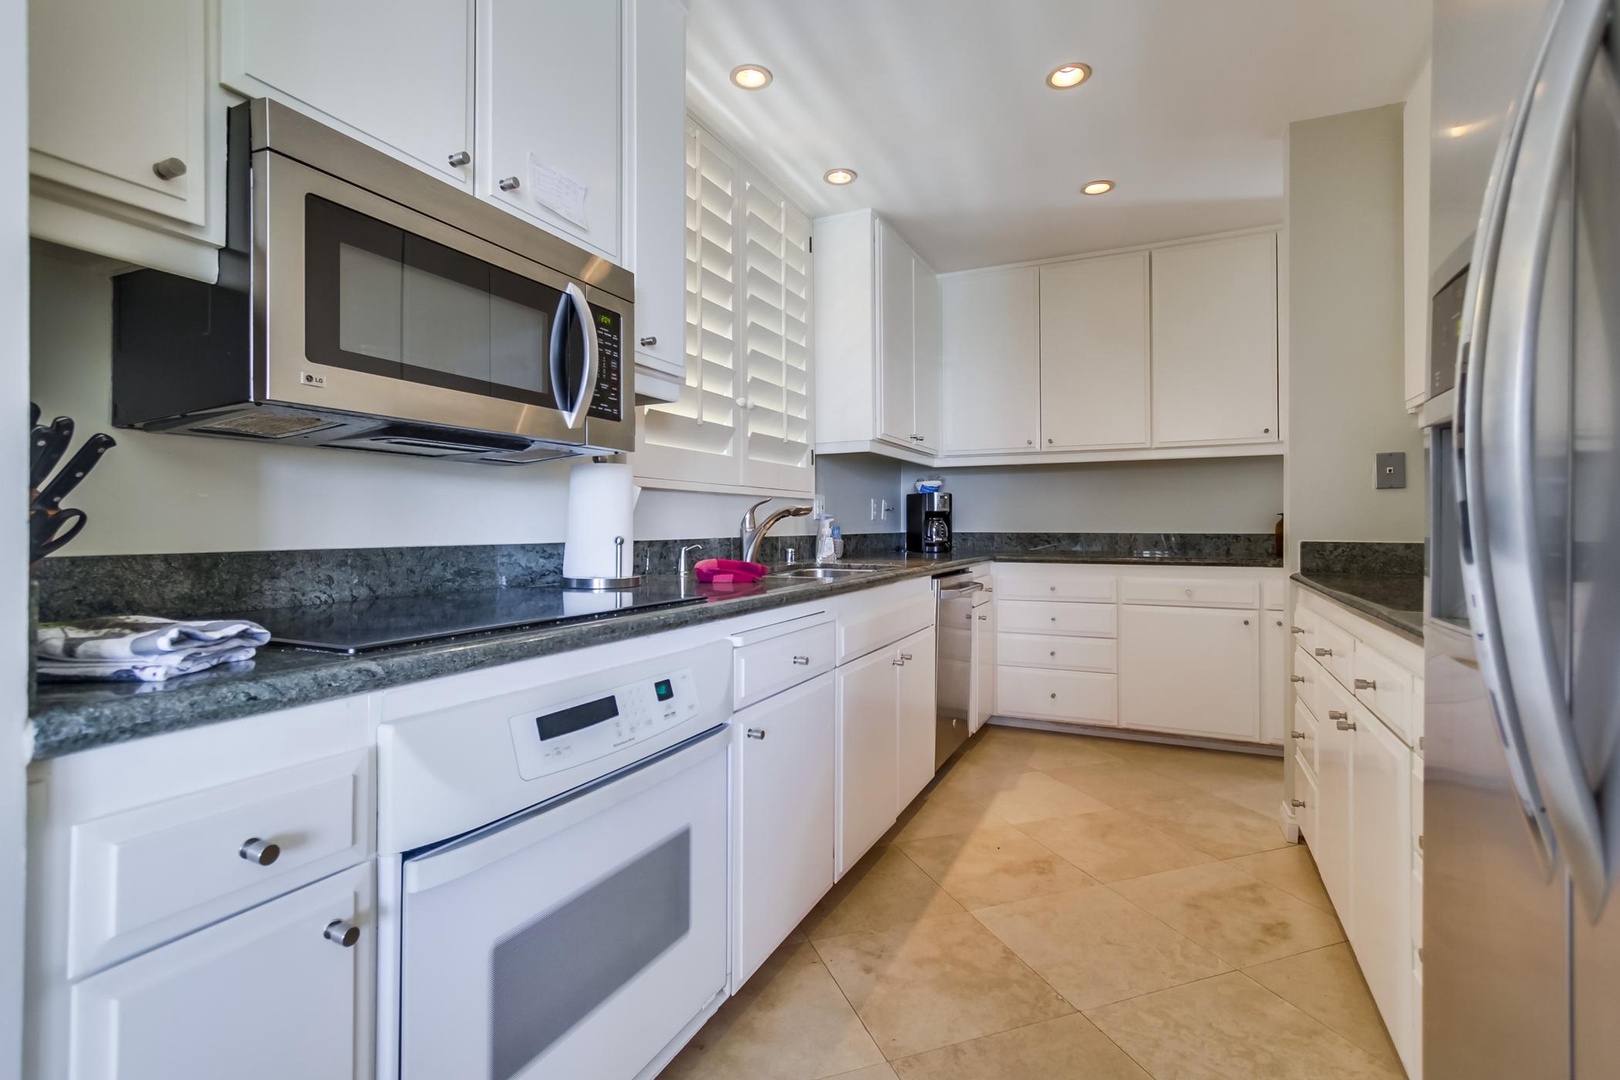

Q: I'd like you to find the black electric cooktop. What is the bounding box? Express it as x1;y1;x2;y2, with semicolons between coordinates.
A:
236;582;708;653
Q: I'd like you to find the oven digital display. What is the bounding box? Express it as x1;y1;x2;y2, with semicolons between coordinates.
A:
536;696;619;741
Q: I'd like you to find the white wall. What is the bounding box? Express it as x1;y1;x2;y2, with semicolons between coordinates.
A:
815;453;904;533
1285;104;1426;566
28;249;802;554
898;457;1284;534
2;0;30;1071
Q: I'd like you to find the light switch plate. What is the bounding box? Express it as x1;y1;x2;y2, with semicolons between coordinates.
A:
1376;452;1407;489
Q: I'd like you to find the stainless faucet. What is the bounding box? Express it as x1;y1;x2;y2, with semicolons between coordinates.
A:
740;498;812;565
678;543;704;579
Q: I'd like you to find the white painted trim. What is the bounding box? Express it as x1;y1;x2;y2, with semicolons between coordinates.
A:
934;223;1284;281
1;0;29;1074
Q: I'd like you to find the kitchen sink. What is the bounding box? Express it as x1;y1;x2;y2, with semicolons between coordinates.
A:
771;567;881;581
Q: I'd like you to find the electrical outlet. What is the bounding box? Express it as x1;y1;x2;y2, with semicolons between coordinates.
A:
870;498;879;521
1376;452;1407;490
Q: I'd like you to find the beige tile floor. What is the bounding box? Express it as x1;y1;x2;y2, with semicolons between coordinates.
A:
661;725;1404;1080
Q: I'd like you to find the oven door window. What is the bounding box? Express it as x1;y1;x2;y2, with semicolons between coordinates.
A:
304;194;592;410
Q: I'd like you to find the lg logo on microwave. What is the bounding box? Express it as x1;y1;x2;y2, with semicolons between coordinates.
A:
300;371;328;389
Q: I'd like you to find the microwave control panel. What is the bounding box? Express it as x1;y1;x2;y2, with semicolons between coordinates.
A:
507;667;699;781
587;309;623;422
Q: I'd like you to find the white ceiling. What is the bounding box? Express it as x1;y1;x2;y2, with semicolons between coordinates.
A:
686;1;1432;272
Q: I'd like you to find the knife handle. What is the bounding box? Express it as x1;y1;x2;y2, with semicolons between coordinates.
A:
30;508;86;562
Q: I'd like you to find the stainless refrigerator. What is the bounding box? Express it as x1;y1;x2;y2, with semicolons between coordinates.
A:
1427;0;1620;1077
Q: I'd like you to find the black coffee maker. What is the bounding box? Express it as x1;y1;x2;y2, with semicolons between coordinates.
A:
905;491;952;555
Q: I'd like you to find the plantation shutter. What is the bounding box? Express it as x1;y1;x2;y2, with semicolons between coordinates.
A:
635;120;814;496
739;178;814;491
637;123;741;486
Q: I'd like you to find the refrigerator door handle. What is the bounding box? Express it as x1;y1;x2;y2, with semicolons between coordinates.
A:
1454;0;1568;876
1475;0;1615;914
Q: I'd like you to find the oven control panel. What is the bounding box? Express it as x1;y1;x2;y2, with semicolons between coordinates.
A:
507;667;700;781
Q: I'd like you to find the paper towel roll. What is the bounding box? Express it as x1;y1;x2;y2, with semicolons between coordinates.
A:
563;462;640;585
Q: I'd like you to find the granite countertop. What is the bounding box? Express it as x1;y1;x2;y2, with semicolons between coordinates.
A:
30;548;1283;760
1292;572;1424;643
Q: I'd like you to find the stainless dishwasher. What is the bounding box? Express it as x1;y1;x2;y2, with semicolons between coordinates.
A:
933;570;984;768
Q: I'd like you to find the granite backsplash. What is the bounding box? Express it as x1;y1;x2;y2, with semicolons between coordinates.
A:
36;531;1281;622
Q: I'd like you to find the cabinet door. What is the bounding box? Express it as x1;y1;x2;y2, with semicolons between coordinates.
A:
222;0;474;187
896;628;938;809
971;601;997;734
1260;614;1288;744
1315;700;1353;921
941;268;1041;453
1039;252;1151;449
479;0;623;260
836;647;899;877
629;0;687;383
1150;234;1279;445
913;264;943;452
1117;605;1260;740
1350;708;1413;1056
877;222;916;445
30;0;209;225
70;863;372;1080
733;675;836;988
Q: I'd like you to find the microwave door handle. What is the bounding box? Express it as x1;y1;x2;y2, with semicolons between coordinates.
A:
1454;0;1566;876
549;282;600;430
1476;0;1615;914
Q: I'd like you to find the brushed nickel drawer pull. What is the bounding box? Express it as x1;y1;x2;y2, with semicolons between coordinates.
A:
746;728;766;740
1354;678;1377;690
1290;798;1306;808
239;838;280;866
1291;675;1306;683
791;655;810;665
1315;647;1333;657
324;920;360;948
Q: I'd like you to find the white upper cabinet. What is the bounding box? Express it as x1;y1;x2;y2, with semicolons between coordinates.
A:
628;0;688;402
878;223;916;445
1150;233;1280;446
31;0;210;226
478;0;622;262
221;0;475;188
812;210;940;458
941;267;1041;454
1039;251;1151;450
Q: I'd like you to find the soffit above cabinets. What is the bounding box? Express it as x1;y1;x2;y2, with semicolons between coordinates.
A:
686;0;1430;271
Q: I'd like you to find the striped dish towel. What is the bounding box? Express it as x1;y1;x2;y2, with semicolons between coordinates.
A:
37;615;271;682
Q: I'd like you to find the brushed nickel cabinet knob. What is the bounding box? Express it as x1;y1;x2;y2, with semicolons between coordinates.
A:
447;150;471;167
239;838;280;866
324;920;360;948
151;157;187;180
499;176;521;191
745;728;766;740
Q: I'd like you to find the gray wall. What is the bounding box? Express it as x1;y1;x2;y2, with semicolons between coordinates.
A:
1285;104;1426;566
897;458;1285;534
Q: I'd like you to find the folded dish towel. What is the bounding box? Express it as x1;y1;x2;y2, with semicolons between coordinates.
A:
37;615;271;683
693;557;771;584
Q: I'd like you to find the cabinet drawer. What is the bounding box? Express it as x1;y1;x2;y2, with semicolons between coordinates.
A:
838;591;934;664
1310;618;1355;688
1290;605;1320;653
1353;642;1416;746
1118;576;1259;609
1293;643;1324;719
1293;699;1319;777
998;600;1116;638
68;750;372;978
1316;668;1358;734
994;564;1116;602
996;669;1116;725
733;619;836;710
1295;754;1320;846
997;634;1116;672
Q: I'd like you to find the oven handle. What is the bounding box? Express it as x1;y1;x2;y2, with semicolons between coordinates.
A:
402;724;728;895
549;281;600;430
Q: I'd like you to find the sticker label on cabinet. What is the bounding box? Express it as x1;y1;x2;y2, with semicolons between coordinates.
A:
527;153;588;231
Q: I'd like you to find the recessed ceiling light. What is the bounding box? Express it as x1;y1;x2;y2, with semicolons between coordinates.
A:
823;168;857;186
730;64;773;90
1081;180;1115;196
1046;62;1092;89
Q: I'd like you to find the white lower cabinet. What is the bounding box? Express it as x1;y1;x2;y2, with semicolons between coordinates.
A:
1260;613;1288;744
896;627;939;810
837;644;902;877
731;674;836;988
1290;587;1425;1078
1117;604;1260;741
970;596;996;734
70;862;373;1080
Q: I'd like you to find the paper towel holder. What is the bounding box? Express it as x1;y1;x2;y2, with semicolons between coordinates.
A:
562;535;642;591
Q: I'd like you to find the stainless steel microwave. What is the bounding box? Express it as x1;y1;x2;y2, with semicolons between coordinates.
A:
112;98;634;463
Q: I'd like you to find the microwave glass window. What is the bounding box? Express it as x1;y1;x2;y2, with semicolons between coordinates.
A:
338;243;403;361
306;195;564;408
